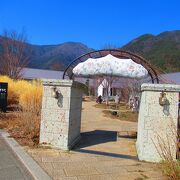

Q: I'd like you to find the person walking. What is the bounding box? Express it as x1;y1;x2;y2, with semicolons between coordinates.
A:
96;95;103;104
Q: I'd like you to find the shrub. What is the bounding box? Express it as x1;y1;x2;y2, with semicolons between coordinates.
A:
153;121;180;180
17;80;42;114
15;110;40;142
161;160;180;180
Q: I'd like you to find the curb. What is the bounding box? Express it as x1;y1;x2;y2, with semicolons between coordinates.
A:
0;129;52;180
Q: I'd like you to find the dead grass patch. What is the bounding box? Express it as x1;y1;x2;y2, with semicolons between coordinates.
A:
0;111;40;147
102;109;138;122
94;102;126;110
95;101;138;122
0;76;42;147
161;160;180;180
153;121;180;179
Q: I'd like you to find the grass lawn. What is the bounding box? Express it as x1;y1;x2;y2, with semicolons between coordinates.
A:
94;102;127;110
94;102;138;122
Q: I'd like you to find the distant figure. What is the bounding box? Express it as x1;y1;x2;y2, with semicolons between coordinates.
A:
115;94;120;109
115;94;120;104
132;96;140;112
135;96;140;112
128;96;134;110
96;95;103;104
132;102;136;112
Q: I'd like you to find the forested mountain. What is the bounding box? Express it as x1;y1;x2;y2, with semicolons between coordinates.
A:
29;42;93;70
122;30;180;72
1;30;180;72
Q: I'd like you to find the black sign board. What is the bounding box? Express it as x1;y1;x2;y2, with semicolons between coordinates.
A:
0;82;8;112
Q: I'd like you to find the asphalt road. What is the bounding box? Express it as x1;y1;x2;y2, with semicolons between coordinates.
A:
0;134;34;180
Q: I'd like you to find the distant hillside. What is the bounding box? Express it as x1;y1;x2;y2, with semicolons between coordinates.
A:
29;42;93;70
1;30;180;72
0;37;93;71
122;30;180;72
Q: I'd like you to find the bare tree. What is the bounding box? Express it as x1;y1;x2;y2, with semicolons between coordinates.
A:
0;30;31;79
127;78;141;98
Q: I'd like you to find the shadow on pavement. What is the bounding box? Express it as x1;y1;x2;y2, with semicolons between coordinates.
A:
73;130;138;160
74;130;117;148
74;149;138;160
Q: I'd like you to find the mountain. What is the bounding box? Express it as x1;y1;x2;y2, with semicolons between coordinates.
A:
0;36;93;70
30;30;180;72
29;42;93;70
1;30;180;72
121;30;180;72
0;36;93;71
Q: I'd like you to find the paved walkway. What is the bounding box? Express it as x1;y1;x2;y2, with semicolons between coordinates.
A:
27;101;167;180
0;134;34;180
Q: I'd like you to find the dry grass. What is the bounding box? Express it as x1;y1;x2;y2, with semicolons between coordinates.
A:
95;102;138;122
0;76;42;112
153;121;180;180
94;102;126;110
119;111;138;122
161;160;180;180
0;76;42;146
18;80;42;114
102;110;138;122
0;111;40;147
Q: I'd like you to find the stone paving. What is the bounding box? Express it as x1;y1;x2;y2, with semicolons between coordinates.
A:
27;101;167;180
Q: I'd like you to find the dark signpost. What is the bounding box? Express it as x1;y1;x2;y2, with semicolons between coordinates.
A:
0;82;8;112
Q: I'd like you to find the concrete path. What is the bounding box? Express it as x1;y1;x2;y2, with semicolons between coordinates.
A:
27;101;167;180
81;101;137;133
0;134;33;180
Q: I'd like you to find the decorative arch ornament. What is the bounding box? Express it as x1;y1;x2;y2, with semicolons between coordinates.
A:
63;49;159;83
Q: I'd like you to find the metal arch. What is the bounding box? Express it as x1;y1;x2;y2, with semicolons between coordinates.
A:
63;49;160;83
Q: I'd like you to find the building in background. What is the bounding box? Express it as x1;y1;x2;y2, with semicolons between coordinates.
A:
22;68;180;99
22;68;63;80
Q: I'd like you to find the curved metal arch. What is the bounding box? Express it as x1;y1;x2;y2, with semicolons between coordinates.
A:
63;49;159;83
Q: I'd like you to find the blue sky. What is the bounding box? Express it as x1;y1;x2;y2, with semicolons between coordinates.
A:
0;0;180;49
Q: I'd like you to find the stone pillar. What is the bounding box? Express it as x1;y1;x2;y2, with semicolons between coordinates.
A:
136;83;180;162
40;79;85;150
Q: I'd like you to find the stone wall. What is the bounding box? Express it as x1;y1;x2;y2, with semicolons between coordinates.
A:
136;83;180;162
40;79;84;150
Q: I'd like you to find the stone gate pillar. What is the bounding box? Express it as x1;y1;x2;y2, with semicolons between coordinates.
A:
40;79;85;150
137;83;180;162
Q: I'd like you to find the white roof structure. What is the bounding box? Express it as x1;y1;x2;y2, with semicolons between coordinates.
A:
73;54;148;79
22;68;63;80
160;72;180;84
20;68;180;86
